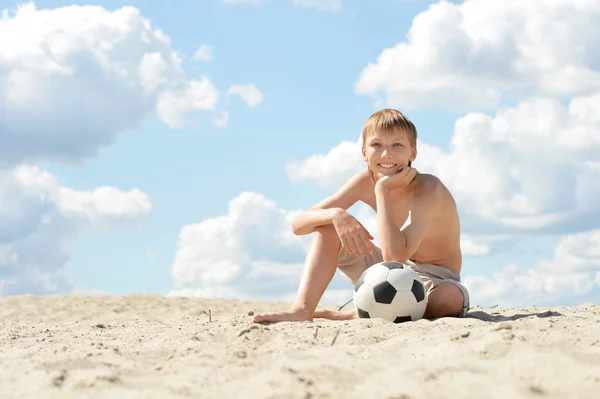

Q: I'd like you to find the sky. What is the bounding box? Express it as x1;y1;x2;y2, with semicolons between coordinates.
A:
1;0;599;309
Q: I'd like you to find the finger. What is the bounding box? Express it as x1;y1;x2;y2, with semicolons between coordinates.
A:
363;234;374;255
351;235;365;256
355;233;368;256
341;237;352;254
397;165;408;175
360;224;374;240
408;168;417;181
344;236;358;255
357;229;373;254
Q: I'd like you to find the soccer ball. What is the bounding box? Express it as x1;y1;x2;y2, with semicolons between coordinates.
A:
353;261;427;323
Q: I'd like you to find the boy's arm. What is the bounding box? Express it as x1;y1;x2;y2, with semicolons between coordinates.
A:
291;169;369;235
375;182;439;262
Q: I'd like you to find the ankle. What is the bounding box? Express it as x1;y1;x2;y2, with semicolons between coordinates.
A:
290;303;314;318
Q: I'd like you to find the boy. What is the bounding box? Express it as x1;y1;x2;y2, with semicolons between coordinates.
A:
253;109;469;323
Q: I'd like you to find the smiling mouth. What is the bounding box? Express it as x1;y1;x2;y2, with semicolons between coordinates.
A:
378;163;397;169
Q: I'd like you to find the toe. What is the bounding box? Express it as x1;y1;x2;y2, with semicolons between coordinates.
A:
252;313;270;323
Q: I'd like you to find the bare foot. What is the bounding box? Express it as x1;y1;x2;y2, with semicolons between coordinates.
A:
252;308;312;323
313;309;357;321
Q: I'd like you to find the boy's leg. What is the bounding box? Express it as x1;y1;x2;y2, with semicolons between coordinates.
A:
405;261;470;319
252;224;343;323
312;243;383;320
337;239;383;286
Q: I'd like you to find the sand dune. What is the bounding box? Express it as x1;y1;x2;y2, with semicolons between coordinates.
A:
1;295;599;398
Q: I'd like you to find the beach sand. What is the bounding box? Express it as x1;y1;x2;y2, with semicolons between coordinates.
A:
1;295;599;399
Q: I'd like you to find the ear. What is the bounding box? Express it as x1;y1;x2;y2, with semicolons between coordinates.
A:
410;146;417;162
362;146;367;162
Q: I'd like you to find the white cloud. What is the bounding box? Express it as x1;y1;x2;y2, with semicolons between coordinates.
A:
0;2;259;161
193;44;213;62
156;77;220;128
139;52;170;93
212;110;230;128
292;0;342;12
0;166;151;295
460;236;490;256
57;185;151;231
536;230;600;275
356;0;600;111
0;2;174;166
227;84;263;108
417;95;600;234
463;230;600;308
287;139;363;188
169;192;310;301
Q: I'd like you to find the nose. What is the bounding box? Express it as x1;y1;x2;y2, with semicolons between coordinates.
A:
381;147;392;158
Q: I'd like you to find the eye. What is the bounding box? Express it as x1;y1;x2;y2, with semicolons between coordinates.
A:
371;143;381;147
393;143;403;147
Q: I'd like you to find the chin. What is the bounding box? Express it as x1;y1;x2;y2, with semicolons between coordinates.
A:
373;172;391;181
374;168;398;177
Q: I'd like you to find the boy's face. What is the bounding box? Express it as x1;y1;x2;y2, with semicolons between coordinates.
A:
362;128;417;180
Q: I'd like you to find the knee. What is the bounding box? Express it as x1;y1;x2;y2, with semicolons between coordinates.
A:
314;224;338;239
425;284;464;319
313;224;341;250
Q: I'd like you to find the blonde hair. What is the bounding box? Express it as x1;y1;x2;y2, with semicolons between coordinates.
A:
361;108;418;168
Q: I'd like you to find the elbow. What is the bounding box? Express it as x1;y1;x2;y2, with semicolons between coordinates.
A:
381;250;408;264
291;215;307;236
381;244;410;264
291;217;301;235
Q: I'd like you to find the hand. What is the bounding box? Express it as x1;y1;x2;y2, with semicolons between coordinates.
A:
375;165;418;192
332;209;374;256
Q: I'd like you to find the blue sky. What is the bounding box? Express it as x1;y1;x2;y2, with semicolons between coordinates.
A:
1;0;599;308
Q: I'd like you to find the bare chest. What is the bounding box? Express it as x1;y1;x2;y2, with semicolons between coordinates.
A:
362;192;410;229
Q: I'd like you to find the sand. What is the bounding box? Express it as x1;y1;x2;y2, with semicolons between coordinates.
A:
1;295;599;399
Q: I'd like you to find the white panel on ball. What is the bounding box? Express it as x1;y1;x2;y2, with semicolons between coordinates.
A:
368;301;399;321
353;283;376;312
387;267;418;291
391;290;427;321
362;264;390;286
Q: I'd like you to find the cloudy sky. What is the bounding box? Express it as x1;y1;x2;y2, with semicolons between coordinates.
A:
1;0;599;309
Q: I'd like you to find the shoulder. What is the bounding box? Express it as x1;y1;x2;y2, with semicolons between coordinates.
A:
317;167;371;209
344;167;372;192
415;173;443;196
409;173;445;207
353;167;372;182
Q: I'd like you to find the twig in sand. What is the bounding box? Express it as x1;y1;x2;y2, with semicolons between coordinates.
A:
338;298;352;311
202;310;213;322
313;326;319;339
330;329;341;346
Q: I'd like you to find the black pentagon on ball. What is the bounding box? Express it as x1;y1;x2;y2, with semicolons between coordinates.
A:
380;261;404;270
394;315;412;323
357;308;370;319
411;279;426;302
372;281;397;304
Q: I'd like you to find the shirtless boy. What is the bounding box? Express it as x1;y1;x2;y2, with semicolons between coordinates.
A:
253;109;469;323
